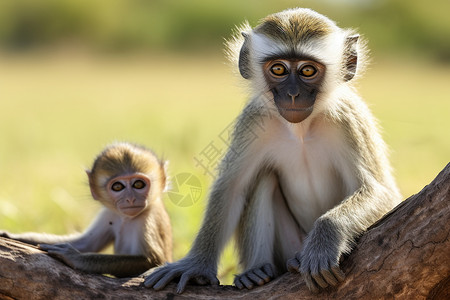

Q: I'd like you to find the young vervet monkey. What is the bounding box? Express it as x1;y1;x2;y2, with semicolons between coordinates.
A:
144;8;401;293
1;142;172;277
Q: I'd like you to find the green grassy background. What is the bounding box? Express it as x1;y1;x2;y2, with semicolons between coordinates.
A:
0;52;448;283
0;0;449;285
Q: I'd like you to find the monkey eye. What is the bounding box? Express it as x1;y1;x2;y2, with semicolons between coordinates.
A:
132;180;146;189
270;63;288;76
111;182;125;192
299;65;317;77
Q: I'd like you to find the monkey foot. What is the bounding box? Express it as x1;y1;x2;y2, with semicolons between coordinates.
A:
233;263;274;290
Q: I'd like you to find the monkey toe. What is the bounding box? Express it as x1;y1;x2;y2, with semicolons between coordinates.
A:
247;272;265;286
239;275;255;289
234;265;273;290
254;268;271;283
261;263;274;278
234;277;244;289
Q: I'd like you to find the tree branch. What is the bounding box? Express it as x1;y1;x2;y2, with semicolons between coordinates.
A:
1;163;449;299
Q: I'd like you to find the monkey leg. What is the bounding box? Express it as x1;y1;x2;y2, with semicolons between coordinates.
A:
234;173;278;290
271;181;305;272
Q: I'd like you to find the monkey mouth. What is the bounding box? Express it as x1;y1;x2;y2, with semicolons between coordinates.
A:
276;105;314;123
121;205;145;210
279;106;313;112
120;206;145;216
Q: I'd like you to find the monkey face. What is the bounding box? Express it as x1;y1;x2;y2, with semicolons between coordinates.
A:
263;59;325;123
106;174;151;217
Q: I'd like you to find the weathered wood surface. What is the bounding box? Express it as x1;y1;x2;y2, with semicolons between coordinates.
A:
0;163;449;300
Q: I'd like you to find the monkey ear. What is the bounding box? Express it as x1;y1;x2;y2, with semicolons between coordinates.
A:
238;32;252;79
343;34;359;82
161;161;170;192
86;170;100;200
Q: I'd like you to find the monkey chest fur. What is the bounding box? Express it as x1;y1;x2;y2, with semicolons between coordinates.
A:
252;117;359;232
111;217;146;255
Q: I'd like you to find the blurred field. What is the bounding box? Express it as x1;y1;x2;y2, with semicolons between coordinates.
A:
0;51;448;284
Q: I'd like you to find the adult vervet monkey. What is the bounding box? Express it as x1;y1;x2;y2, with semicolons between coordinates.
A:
1;142;172;277
144;8;401;293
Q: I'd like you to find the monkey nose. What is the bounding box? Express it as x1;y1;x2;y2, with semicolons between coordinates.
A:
288;91;299;97
288;92;299;104
127;198;136;204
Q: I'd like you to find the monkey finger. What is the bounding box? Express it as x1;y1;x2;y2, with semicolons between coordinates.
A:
193;276;207;285
143;268;170;288
153;270;180;291
303;273;319;294
38;244;58;251
206;274;219;286
195;274;218;286
46;250;63;258
311;272;329;289
320;268;338;286
39;243;73;252
286;258;301;273
140;269;153;278
177;272;194;294
44;250;68;258
331;265;345;282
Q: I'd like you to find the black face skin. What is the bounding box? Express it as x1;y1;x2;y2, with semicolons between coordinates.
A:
263;58;325;123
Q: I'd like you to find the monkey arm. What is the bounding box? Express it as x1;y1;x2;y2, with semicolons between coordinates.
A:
287;99;402;292
0;231;83;246
39;243;151;277
144;105;270;293
68;208;115;252
291;176;393;292
0;208;114;252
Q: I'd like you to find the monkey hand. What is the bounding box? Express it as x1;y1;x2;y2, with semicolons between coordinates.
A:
143;257;219;293
286;219;346;293
39;243;83;269
234;263;275;290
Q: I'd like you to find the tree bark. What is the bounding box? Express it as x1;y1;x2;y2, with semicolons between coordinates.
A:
0;163;449;300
